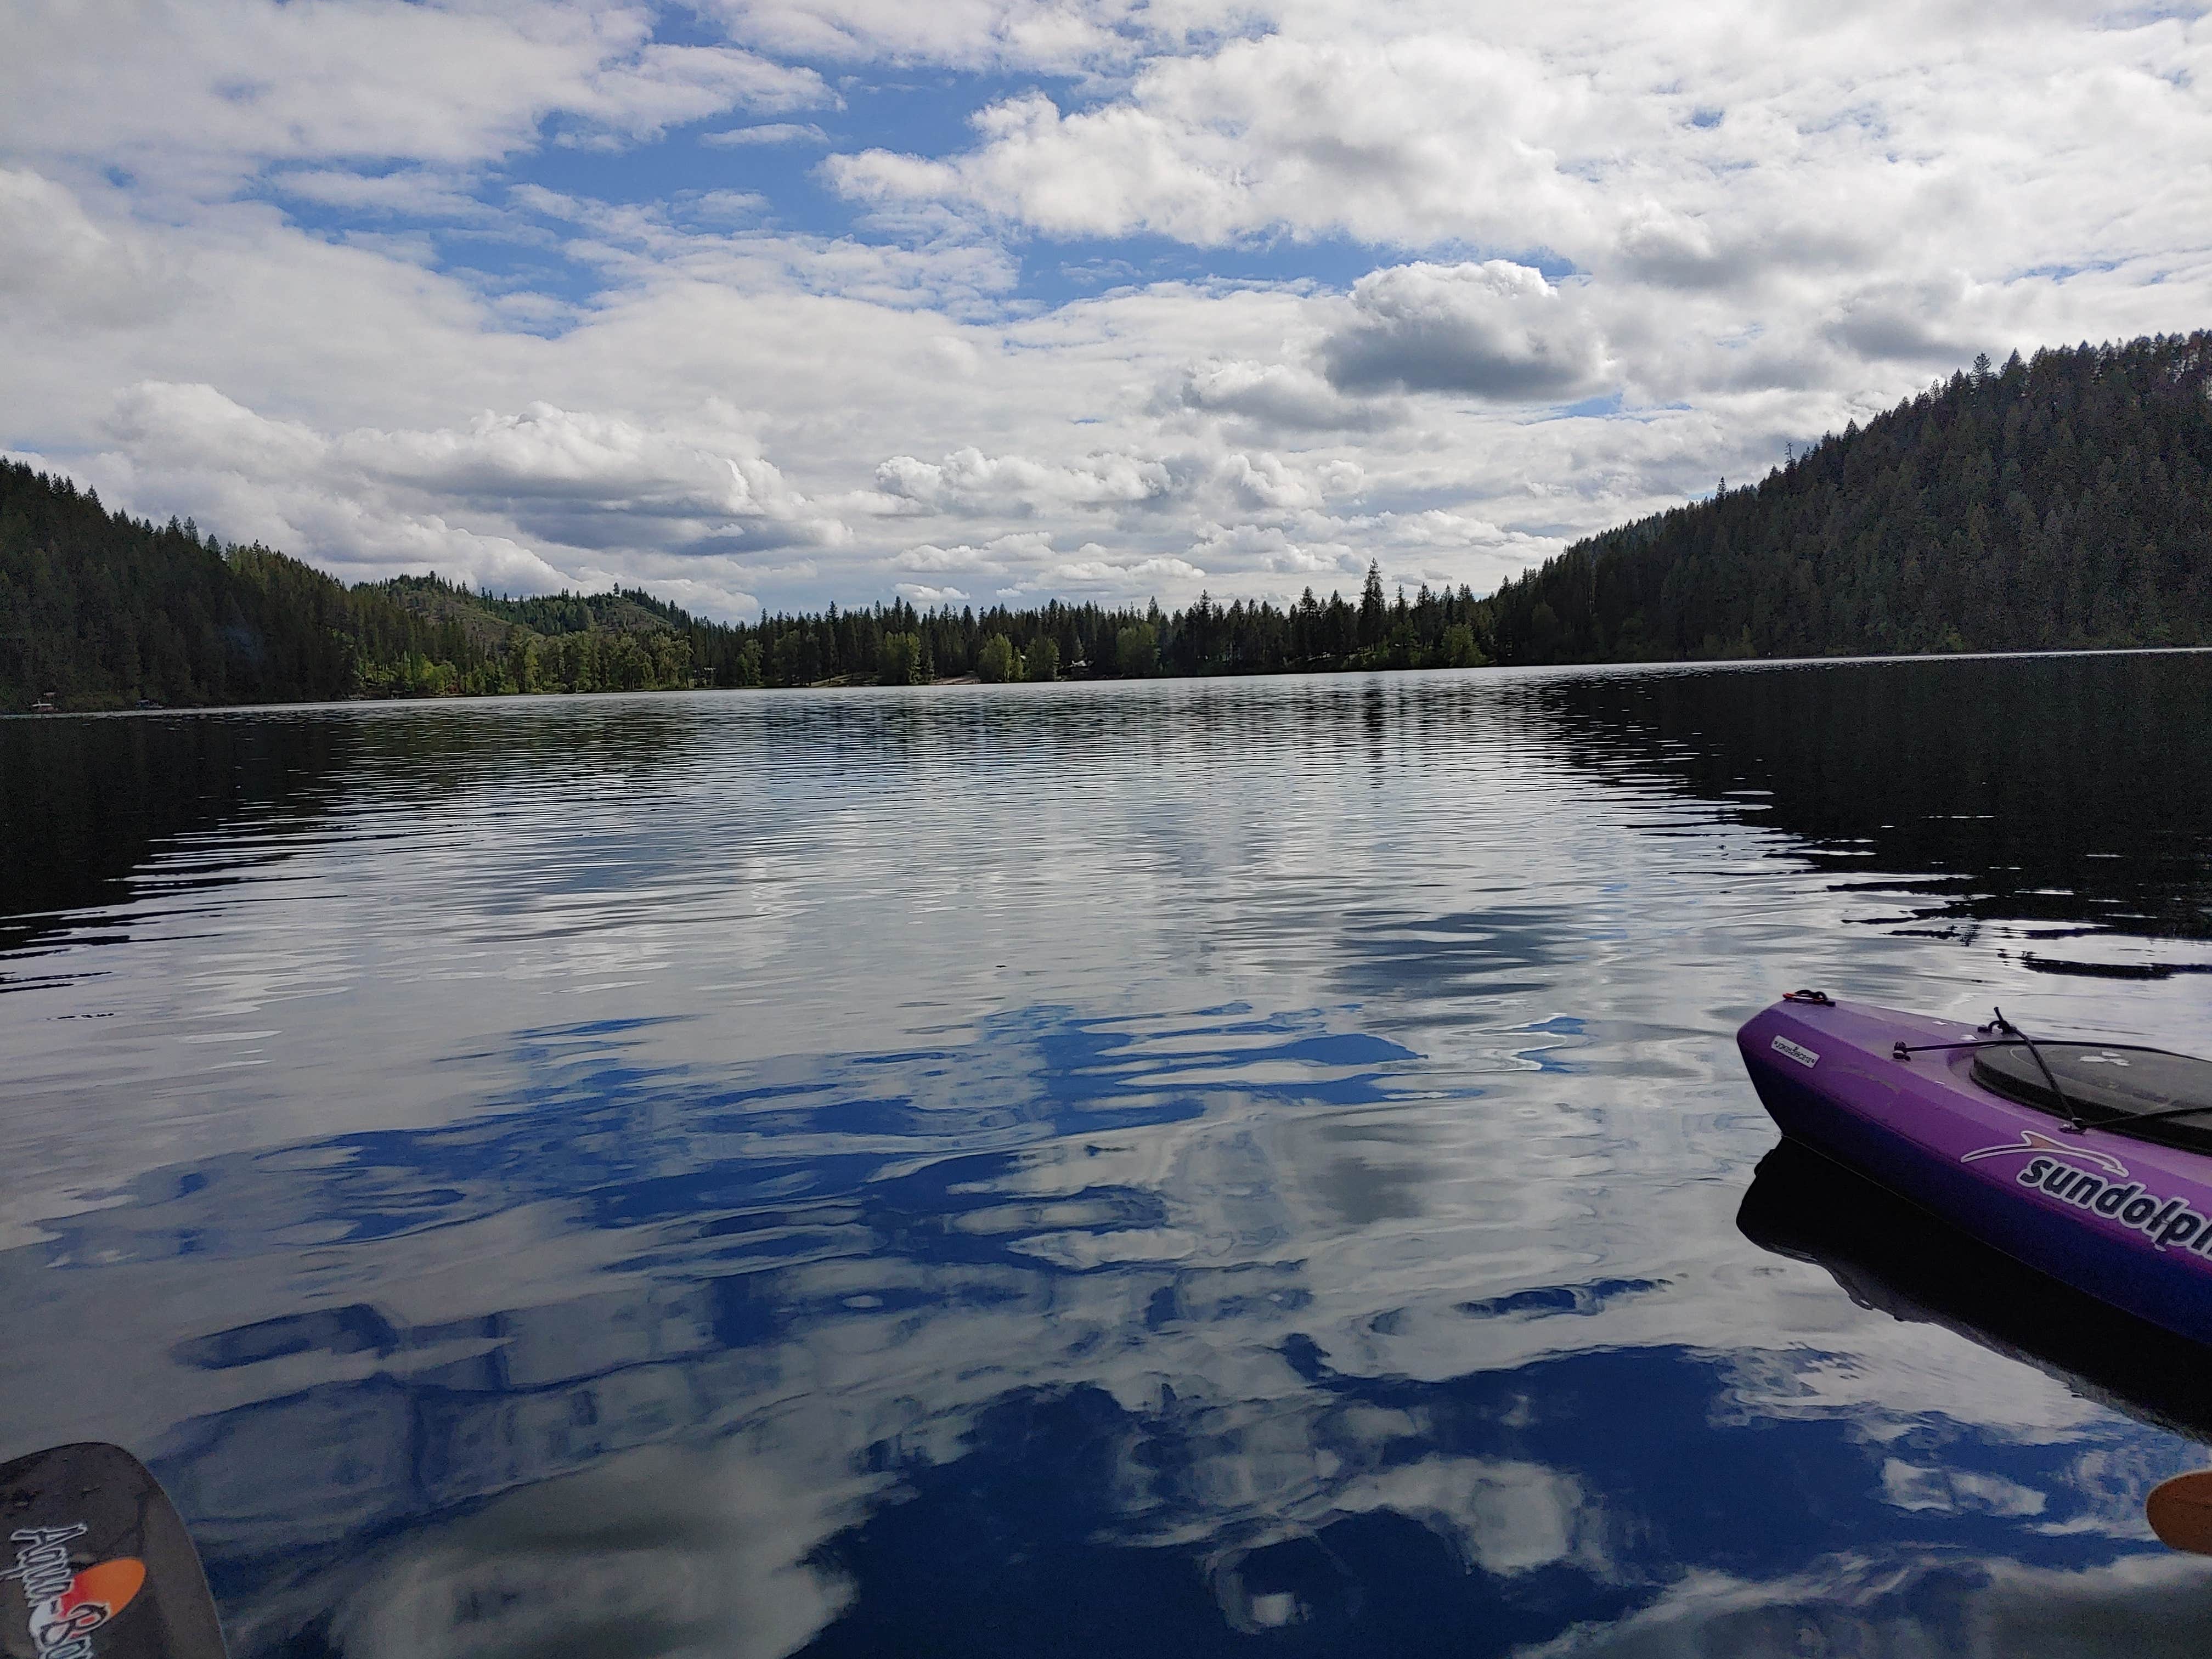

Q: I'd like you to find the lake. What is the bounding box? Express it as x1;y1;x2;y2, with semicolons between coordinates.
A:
5;653;2212;1657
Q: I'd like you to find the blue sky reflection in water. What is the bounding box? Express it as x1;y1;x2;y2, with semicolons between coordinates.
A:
6;656;2212;1656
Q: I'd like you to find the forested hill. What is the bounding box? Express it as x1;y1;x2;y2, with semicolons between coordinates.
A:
0;458;1488;709
1486;332;2212;664
0;465;703;710
10;331;2210;709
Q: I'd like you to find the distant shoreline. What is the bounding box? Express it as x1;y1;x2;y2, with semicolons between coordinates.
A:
11;642;2211;720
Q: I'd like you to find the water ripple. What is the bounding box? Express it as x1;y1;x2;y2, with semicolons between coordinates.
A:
5;659;2212;1656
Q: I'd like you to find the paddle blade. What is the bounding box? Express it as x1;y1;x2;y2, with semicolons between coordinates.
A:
0;1442;227;1659
2148;1469;2212;1556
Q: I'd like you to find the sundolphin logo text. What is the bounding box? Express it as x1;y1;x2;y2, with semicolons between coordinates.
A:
2011;1155;2212;1255
5;1525;145;1659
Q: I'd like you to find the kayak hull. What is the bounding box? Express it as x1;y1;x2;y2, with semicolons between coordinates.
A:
1737;997;2212;1347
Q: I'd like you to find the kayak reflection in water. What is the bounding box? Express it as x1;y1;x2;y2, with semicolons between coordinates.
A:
1739;1138;2212;1558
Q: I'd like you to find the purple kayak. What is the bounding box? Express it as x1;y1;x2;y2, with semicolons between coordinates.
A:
1737;992;2212;1346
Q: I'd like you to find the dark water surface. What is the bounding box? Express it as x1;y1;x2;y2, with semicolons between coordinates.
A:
6;654;2212;1657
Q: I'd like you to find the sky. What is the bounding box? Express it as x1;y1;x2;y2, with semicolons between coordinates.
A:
4;2;2210;620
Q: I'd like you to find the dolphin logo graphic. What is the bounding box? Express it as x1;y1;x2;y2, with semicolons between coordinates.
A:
1961;1128;2130;1176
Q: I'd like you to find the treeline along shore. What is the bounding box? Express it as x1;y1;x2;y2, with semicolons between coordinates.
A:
5;331;2210;713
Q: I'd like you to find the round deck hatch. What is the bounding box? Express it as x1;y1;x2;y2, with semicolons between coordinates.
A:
1973;1041;2212;1150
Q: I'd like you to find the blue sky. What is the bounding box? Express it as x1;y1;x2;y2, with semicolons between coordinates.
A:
258;59;1477;320
4;2;2210;618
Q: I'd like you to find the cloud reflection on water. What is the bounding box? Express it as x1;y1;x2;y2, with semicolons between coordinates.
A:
16;997;2198;1656
4;660;2212;1654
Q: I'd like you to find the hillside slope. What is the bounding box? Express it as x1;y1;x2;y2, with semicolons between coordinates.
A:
1486;334;2212;663
0;465;698;710
2;464;394;709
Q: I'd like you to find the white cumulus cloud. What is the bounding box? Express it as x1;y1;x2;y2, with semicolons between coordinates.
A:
1320;262;1609;402
873;447;1177;514
87;382;845;610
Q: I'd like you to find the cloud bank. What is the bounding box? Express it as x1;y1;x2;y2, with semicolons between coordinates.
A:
4;2;2210;617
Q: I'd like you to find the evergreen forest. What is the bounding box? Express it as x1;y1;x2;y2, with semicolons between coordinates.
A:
1487;332;2212;662
5;332;2210;712
0;459;1483;710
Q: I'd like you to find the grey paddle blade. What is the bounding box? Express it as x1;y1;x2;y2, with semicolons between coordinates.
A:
0;1442;227;1659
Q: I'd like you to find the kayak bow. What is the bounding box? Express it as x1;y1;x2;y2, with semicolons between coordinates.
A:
1737;993;2212;1346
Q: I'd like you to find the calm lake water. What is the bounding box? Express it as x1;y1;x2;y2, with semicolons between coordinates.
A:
6;654;2212;1657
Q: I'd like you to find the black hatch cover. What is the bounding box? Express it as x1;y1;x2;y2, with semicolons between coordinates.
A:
1974;1041;2212;1150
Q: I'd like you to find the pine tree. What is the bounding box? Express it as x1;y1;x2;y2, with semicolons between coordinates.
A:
1359;560;1385;647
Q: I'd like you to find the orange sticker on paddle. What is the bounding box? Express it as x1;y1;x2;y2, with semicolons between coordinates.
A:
59;1557;145;1620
